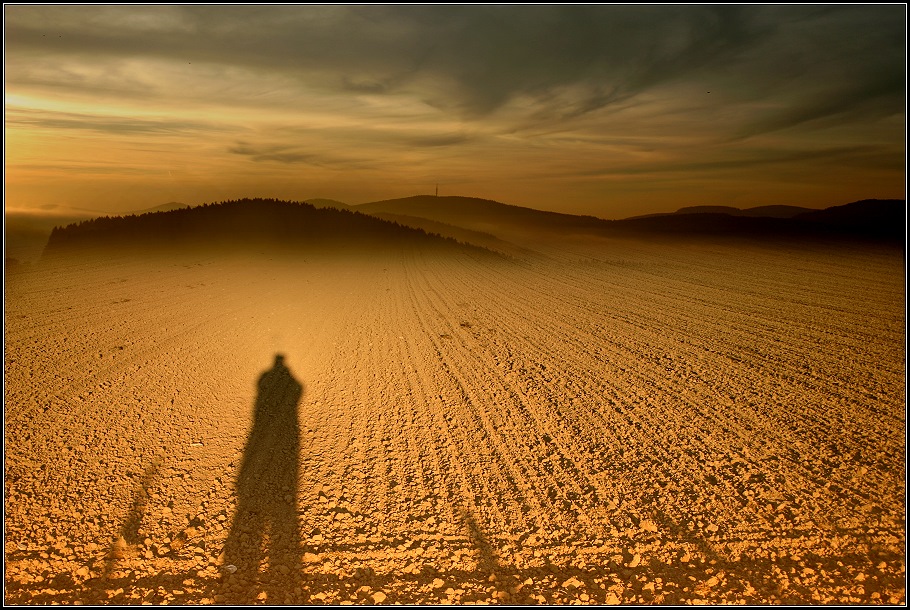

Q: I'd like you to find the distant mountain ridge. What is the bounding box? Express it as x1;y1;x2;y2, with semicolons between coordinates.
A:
354;195;904;244
613;199;904;241
356;195;611;238
628;204;814;220
684;204;814;218
792;199;903;229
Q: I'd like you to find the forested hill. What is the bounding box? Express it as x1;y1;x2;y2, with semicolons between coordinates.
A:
43;198;491;257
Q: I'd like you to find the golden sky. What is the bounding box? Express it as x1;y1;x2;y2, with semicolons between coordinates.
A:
4;5;905;219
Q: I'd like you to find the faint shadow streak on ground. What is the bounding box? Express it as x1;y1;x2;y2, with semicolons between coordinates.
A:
100;455;163;579
219;354;304;604
459;506;518;602
460;508;497;576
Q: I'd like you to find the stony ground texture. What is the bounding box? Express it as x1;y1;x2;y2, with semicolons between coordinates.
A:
4;236;906;604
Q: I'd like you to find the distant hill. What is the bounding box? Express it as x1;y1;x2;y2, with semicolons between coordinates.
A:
681;204;814;218
740;205;814;218
611;199;904;242
629;204;814;220
612;213;797;236
354;195;903;244
42;198;496;259
792;199;904;237
674;205;743;216
356;195;611;239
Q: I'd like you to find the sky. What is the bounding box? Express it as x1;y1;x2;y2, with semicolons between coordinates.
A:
4;5;906;219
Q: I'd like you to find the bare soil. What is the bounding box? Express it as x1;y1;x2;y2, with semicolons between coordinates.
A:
4;236;905;604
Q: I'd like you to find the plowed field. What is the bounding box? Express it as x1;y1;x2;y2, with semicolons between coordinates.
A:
4;236;905;604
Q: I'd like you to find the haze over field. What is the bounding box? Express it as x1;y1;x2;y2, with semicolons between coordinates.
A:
3;5;907;607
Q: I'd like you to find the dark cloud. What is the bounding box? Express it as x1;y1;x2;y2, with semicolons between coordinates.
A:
725;6;906;138
251;152;316;164
228;142;315;164
341;77;390;94
228;141;370;167
734;69;905;139
6;5;904;124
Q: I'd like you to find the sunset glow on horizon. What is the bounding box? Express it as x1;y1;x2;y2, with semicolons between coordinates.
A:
4;5;905;219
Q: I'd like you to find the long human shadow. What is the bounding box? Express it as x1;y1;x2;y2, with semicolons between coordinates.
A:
220;354;303;604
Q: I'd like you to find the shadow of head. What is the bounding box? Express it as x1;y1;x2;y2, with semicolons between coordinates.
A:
269;353;299;384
